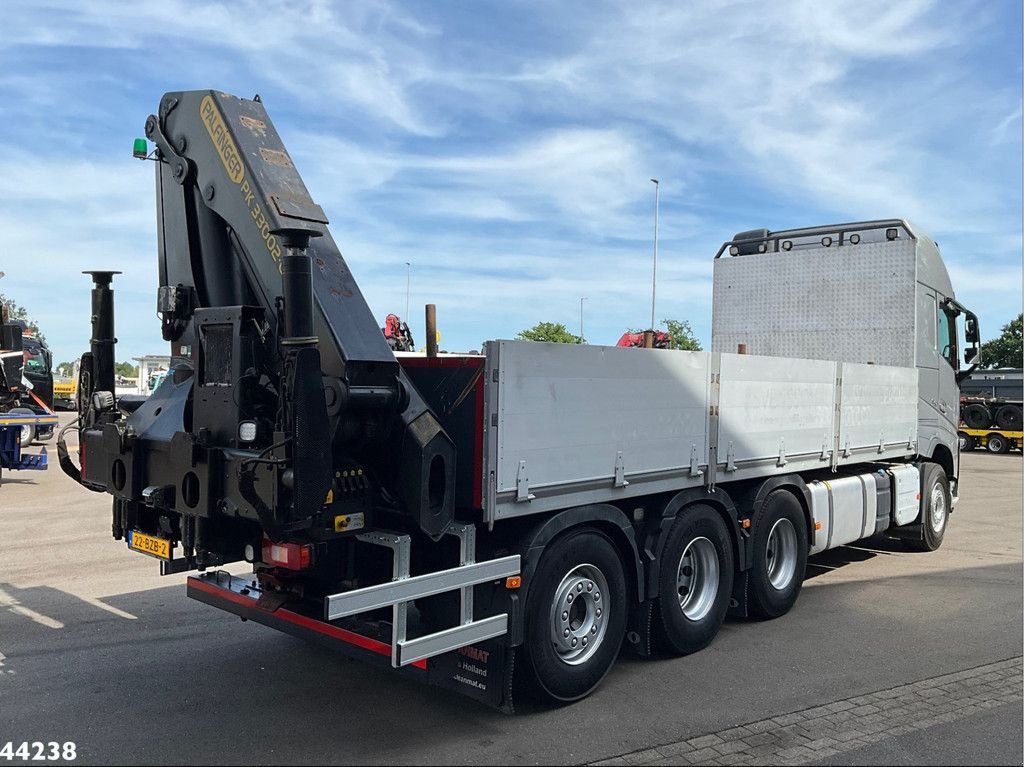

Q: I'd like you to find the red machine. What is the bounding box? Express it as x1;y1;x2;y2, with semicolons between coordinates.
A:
382;314;415;352
615;331;672;348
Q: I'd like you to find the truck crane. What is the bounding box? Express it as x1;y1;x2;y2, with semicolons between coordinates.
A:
62;90;979;710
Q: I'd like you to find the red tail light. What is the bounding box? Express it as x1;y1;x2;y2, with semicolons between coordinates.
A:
262;539;313;570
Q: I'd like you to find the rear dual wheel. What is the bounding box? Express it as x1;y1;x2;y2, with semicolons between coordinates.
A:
747;491;808;619
657;505;734;654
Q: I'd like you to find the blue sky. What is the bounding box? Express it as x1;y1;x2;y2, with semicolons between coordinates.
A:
0;0;1020;367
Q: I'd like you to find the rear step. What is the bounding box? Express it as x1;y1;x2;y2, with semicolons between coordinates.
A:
324;524;520;667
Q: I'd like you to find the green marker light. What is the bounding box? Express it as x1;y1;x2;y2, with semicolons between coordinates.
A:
132;138;149;159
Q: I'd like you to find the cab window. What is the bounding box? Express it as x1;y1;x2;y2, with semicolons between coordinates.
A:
23;346;48;373
937;303;957;368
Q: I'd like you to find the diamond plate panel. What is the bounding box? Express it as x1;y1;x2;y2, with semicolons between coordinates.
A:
711;240;917;367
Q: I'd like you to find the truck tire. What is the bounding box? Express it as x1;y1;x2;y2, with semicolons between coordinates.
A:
748;490;808;619
986;432;1011;454
520;528;627;702
657;505;734;655
961;403;991;430
957;431;976;452
903;463;949;552
995;405;1022;431
9;407;36;448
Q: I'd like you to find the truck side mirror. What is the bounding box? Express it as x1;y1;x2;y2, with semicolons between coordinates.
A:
964;347;978;363
965;316;979;343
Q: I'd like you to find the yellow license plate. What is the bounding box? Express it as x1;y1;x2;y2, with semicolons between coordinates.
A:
129;531;171;560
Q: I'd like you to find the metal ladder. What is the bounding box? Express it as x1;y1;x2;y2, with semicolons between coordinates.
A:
324;524;520;667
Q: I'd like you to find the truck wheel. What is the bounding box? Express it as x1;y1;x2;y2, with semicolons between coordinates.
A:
961;404;991;430
748;490;808;619
957;431;976;452
986;433;1011;454
995;405;1022;431
520;528;626;702
9;407;36;448
657;505;734;655
904;463;949;552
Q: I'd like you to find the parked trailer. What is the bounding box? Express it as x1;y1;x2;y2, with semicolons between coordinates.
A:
62;91;980;710
958;427;1022;454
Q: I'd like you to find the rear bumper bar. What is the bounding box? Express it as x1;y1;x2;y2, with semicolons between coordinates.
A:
187;572;427;669
187;571;517;711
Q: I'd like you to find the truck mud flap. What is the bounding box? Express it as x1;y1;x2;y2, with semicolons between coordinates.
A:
187;572;516;712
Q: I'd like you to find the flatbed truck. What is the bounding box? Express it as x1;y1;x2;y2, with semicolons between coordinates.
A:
61;90;980;709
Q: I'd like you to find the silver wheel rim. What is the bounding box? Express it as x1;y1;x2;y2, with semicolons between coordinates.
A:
930;483;947;534
766;518;798;590
677;537;719;621
21;424;31;444
550;563;609;666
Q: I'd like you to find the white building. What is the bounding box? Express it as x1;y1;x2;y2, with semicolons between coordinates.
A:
133;355;172;395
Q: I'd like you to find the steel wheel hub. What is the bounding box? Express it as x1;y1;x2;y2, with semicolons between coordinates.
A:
550;564;609;665
677;536;719;621
930;483;947;534
765;518;798;590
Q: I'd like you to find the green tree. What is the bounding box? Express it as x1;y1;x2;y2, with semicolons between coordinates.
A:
516;321;585;344
0;291;46;345
660;318;702;351
980;314;1023;369
56;361;75;377
115;361;140;379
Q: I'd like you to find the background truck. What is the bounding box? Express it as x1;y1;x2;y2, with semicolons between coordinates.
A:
955;368;1023;453
0;316;56;447
1;315;57;480
61;90;979;710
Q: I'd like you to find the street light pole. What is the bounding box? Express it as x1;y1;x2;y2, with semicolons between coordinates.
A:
650;178;659;332
579;296;587;342
404;262;411;321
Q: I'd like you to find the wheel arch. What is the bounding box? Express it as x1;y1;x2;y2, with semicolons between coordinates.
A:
746;474;814;556
515;504;644;610
928;442;955;479
641;487;741;598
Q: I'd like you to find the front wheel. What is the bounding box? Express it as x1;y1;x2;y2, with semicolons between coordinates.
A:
748;490;808;619
519;528;627;702
657;505;734;655
903;463;950;552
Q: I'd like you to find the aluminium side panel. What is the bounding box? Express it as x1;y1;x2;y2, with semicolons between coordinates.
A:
716;353;835;481
490;341;710;520
836;362;918;465
711;240;917;367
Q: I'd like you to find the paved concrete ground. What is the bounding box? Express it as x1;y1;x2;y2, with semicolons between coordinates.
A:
0;417;1020;766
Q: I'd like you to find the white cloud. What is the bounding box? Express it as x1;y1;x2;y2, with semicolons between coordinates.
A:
0;0;1018;362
